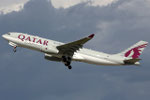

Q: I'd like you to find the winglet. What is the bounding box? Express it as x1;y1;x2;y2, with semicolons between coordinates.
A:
88;34;95;38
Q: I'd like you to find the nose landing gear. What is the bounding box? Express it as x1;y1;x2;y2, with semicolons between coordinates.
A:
13;46;17;52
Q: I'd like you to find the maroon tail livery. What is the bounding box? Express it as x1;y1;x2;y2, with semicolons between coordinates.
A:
118;41;148;59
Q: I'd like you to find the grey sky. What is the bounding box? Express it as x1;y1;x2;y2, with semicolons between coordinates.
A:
0;0;150;100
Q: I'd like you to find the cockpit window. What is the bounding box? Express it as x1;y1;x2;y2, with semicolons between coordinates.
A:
7;33;10;35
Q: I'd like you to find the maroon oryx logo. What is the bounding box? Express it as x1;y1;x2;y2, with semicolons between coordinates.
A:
125;44;148;59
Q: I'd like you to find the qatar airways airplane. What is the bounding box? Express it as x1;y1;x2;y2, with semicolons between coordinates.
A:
2;32;148;69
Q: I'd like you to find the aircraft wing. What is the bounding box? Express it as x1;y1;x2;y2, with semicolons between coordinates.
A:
56;34;94;56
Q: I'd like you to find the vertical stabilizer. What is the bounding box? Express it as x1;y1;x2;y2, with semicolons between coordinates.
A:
118;41;148;59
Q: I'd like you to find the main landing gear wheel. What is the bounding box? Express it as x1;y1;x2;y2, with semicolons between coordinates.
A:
68;65;72;69
62;56;72;70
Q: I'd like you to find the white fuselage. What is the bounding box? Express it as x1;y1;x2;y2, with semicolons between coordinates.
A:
2;32;125;66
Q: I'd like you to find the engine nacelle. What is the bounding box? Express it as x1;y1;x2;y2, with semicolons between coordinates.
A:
44;54;61;62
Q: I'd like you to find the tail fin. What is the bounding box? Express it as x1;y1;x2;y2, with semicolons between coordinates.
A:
118;41;148;59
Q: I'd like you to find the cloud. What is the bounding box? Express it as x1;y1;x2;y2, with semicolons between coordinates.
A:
0;0;150;100
51;0;118;8
0;0;29;14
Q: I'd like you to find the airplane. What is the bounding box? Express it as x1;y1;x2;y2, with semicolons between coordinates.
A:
2;32;148;69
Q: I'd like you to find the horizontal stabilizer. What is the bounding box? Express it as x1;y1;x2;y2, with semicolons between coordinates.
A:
124;58;141;65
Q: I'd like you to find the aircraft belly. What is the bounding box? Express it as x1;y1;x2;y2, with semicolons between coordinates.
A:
78;54;121;66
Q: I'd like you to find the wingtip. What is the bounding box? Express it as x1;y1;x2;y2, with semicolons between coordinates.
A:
88;34;95;38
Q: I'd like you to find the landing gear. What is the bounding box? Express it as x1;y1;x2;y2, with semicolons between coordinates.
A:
13;46;17;52
68;65;72;69
62;56;72;69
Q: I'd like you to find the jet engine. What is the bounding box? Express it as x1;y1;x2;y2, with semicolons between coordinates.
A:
44;54;61;62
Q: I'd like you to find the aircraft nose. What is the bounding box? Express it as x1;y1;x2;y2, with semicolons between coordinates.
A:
2;34;6;39
2;34;8;40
